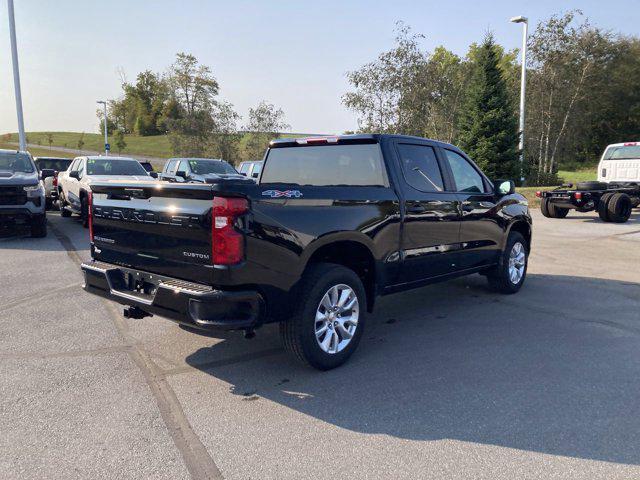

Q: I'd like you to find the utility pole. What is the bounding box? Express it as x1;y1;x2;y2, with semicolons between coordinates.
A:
510;15;528;184
97;100;109;154
8;0;26;151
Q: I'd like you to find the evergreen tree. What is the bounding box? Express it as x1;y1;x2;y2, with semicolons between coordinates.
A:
457;33;519;181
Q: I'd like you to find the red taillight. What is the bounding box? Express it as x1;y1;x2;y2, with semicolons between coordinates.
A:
88;190;94;242
211;196;248;265
574;192;582;200
623;142;638;146
53;172;58;187
535;191;541;198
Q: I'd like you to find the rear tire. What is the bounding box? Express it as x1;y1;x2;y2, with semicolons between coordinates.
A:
486;231;528;294
597;192;614;222
540;198;568;218
607;193;633;223
280;263;366;370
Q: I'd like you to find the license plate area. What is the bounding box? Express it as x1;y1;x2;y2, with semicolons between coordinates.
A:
108;268;160;301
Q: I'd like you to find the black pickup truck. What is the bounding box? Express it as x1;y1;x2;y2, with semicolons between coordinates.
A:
81;134;532;369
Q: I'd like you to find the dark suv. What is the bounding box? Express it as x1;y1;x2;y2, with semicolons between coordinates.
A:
0;150;50;237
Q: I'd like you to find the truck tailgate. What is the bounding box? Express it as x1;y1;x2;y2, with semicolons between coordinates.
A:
90;182;217;284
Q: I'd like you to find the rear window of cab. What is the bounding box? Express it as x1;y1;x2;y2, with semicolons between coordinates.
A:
261;144;388;187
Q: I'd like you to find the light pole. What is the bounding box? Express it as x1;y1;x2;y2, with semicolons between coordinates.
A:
8;0;26;152
97;100;109;155
510;15;528;184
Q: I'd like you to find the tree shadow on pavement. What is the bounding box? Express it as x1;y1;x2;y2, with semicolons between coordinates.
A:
185;273;640;466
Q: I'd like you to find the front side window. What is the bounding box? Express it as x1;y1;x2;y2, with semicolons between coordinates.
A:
397;144;444;192
444;149;485;193
178;160;190;174
0;152;35;173
86;159;147;176
261;144;388;186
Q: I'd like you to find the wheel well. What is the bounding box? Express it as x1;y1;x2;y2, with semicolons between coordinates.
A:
305;241;376;312
509;221;531;250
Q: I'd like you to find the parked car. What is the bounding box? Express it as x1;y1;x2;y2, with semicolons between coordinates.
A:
0;149;50;237
81;134;531;370
58;156;154;227
237;160;263;180
138;161;158;177
33;157;72;209
539;142;640;222
160;158;241;183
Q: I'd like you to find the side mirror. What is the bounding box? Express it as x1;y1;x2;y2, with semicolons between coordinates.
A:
252;172;260;178
495;180;515;196
240;172;247;176
40;168;55;180
69;171;80;180
149;171;158;179
176;170;187;179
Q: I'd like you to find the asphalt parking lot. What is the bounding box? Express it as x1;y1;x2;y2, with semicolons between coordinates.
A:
1;209;639;479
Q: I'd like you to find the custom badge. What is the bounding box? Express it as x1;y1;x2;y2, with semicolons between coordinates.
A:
261;190;303;198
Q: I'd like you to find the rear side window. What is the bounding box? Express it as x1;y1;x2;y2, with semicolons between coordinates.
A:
444;149;486;193
239;163;250;174
397;144;444;192
261;144;387;186
165;160;178;175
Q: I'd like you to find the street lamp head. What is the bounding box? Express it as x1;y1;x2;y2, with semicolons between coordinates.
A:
96;100;106;105
510;15;528;24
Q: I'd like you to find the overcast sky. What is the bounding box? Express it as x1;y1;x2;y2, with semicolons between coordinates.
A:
1;0;639;136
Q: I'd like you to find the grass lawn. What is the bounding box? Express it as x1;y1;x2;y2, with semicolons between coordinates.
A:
0;142;76;159
1;131;308;161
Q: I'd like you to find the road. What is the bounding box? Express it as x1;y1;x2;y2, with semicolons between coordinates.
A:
1;209;639;479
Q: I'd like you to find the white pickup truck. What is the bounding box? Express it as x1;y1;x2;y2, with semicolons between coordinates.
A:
58;156;154;227
539;142;640;223
598;142;640;184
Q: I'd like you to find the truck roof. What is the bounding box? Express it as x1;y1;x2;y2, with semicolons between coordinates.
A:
270;134;458;150
83;156;137;161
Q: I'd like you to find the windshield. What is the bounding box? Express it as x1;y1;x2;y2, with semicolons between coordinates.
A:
603;145;640;160
188;160;237;175
261;144;387;186
86;159;147;176
35;158;72;172
0;151;35;173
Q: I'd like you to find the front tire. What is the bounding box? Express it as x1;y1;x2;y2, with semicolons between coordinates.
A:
280;263;366;370
59;191;72;217
30;214;47;238
81;196;89;228
486;231;528;294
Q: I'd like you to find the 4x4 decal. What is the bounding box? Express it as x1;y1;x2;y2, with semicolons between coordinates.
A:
261;190;303;198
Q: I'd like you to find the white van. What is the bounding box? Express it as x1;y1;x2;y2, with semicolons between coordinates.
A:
598;142;640;184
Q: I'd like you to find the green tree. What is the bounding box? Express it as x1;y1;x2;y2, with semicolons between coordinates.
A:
77;132;85;151
114;130;127;154
243;101;290;160
457;33;519;180
207;101;242;163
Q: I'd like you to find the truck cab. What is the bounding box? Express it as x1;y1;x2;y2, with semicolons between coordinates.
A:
598;142;640;185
